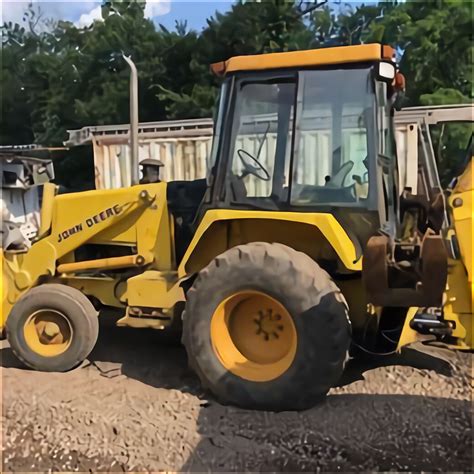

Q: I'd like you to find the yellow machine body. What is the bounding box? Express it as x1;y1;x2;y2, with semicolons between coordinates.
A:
450;157;473;285
444;157;473;348
2;182;364;331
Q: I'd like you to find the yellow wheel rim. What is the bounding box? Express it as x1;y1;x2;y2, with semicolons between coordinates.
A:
23;309;73;357
210;291;297;382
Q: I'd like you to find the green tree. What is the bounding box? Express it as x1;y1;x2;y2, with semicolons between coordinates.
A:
1;15;42;144
308;2;392;47
152;22;210;119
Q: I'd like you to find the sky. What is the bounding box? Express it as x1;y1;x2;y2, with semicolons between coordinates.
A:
1;0;234;31
0;1;391;32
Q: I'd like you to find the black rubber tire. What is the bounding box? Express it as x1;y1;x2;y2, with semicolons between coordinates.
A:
6;284;99;372
182;242;351;411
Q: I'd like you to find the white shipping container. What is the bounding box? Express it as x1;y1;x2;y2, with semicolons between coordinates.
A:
92;136;212;189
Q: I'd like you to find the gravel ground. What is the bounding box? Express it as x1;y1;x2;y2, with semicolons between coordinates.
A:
1;315;472;472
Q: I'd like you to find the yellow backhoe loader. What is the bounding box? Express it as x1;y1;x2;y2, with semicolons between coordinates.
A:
1;44;454;410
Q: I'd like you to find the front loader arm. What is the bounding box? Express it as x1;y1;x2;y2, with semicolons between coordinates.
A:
2;184;165;327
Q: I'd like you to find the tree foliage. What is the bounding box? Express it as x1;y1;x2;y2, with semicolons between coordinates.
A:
1;0;472;182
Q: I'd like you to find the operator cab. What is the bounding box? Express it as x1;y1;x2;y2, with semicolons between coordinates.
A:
169;44;403;260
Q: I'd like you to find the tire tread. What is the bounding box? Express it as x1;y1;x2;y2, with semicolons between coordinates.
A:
182;242;351;410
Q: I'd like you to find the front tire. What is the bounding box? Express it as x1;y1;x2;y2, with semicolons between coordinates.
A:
6;284;99;372
182;242;351;411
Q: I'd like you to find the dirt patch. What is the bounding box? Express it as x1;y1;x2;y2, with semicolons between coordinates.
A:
1;317;472;472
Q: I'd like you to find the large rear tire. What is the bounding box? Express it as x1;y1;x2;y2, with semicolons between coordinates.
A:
6;284;99;372
182;242;351;411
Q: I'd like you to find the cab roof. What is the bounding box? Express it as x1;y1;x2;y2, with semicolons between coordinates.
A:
211;43;396;76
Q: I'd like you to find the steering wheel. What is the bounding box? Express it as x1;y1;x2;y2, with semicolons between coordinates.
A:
237;149;271;181
325;161;354;188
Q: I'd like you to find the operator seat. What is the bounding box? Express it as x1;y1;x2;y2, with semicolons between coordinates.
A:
166;179;208;261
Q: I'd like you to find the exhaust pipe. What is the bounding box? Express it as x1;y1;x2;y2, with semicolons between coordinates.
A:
123;54;139;186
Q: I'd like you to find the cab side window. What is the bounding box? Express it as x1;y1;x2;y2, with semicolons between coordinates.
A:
226;78;296;204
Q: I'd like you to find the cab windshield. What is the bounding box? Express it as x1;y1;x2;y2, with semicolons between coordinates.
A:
222;67;377;209
292;68;375;206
